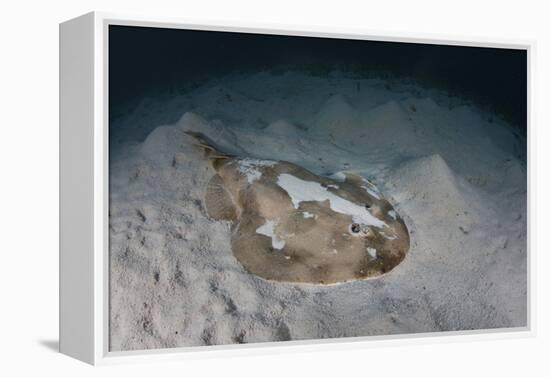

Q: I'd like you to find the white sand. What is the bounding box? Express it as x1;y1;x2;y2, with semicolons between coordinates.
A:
109;71;526;351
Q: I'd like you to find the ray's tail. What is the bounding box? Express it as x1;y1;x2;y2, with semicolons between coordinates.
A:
185;131;233;169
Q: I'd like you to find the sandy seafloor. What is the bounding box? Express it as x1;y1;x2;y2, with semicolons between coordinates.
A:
108;71;527;351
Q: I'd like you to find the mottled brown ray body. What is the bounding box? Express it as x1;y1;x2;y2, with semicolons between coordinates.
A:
187;131;409;284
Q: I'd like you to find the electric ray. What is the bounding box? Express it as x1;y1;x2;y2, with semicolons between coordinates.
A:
187;131;410;284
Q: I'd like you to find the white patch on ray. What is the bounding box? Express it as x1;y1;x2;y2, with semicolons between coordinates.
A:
302;211;316;219
367;247;377;259
237;158;277;183
277;173;387;228
388;210;397;220
256;219;286;250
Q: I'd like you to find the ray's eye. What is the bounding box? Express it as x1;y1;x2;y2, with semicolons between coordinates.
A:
351;223;361;233
365;203;371;209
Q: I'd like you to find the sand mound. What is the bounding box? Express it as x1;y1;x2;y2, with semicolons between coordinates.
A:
140;126;191;167
388;154;481;236
390;154;467;207
264;119;300;137
352;100;419;156
309;94;357;140
363;101;414;141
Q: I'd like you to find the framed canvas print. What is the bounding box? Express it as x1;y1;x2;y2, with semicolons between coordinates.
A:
59;12;532;365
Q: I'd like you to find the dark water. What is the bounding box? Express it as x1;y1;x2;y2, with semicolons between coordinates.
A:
109;25;527;135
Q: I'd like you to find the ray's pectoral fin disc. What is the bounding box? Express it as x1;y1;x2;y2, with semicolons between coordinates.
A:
188;131;409;284
205;174;238;221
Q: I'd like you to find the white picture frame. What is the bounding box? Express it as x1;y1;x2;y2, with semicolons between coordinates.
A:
59;11;534;365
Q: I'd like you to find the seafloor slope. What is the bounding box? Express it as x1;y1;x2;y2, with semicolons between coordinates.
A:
109;71;527;351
